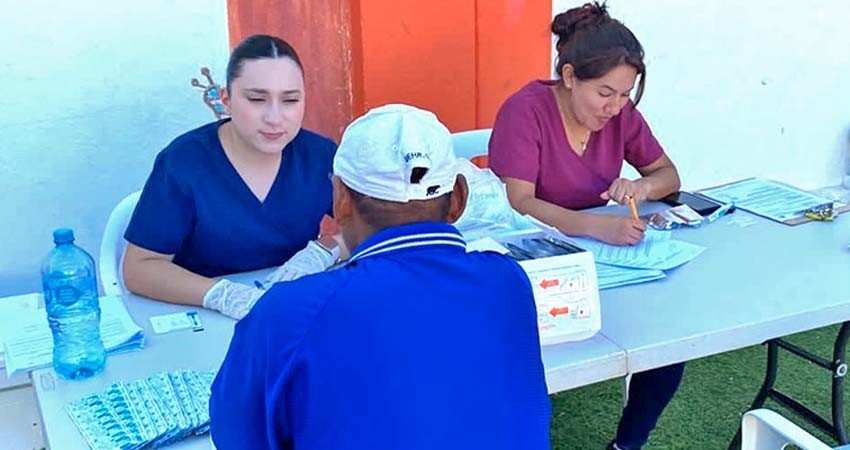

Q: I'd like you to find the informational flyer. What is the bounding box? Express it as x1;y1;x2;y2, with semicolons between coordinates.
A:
700;178;833;223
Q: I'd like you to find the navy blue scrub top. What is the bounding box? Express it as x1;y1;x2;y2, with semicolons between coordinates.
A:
125;120;335;277
209;222;552;450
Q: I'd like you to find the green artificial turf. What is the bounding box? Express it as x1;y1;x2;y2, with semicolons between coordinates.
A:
550;324;849;449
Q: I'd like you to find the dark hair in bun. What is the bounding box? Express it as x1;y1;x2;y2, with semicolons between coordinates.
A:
551;2;646;105
226;34;303;94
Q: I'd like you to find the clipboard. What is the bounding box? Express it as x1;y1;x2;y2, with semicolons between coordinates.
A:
697;178;848;226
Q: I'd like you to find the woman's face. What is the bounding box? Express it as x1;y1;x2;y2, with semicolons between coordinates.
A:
227;57;306;155
565;63;637;132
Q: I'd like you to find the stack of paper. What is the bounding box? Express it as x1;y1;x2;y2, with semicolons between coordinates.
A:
66;369;216;449
468;230;697;290
0;293;41;366
2;295;144;376
569;229;706;271
595;263;665;290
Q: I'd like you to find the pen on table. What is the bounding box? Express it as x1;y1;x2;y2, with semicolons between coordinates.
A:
254;280;266;290
706;202;734;223
627;195;639;220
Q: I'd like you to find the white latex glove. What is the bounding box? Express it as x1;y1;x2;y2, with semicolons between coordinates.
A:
264;240;339;285
202;279;265;320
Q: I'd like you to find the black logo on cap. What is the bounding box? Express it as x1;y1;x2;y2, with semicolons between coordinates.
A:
426;185;440;196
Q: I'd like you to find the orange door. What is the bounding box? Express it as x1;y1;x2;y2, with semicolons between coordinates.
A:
228;0;550;140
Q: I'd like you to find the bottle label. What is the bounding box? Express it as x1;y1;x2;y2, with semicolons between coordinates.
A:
54;285;82;306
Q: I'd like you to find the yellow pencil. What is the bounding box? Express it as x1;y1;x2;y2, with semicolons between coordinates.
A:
628;196;639;220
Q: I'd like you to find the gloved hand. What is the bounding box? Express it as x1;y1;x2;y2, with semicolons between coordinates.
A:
202;279;265;320
264;240;339;285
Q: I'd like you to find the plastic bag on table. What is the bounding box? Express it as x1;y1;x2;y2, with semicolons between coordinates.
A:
453;159;538;241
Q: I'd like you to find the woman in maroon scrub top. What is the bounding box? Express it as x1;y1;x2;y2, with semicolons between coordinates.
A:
489;3;683;450
490;3;680;247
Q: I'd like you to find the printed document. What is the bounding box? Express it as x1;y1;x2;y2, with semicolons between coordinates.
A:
0;293;41;365
700;178;832;223
569;229;705;271
3;296;144;376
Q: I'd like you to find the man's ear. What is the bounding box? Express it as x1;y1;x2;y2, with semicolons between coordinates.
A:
332;176;354;226
446;174;468;224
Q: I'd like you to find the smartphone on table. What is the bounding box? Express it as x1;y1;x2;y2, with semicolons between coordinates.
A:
660;191;734;217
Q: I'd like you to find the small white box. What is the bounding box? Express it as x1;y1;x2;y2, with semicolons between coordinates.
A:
486;229;601;345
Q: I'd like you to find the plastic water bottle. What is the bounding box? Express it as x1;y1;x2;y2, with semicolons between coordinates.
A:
41;228;106;379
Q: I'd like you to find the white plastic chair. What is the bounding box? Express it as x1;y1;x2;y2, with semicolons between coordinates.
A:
99;190;142;296
741;409;834;450
451;128;492;161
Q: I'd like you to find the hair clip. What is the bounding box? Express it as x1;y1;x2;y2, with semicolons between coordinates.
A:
191;67;228;119
804;203;834;222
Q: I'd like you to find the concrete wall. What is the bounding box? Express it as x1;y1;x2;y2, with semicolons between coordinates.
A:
552;0;850;191
0;1;230;295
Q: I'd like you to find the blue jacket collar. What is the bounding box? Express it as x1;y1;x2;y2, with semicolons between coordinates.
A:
347;222;466;264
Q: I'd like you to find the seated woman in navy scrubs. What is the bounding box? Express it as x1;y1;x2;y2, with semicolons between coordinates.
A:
123;35;340;319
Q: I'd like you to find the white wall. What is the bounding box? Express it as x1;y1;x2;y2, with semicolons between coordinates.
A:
0;1;230;296
3;1;849;296
552;0;850;191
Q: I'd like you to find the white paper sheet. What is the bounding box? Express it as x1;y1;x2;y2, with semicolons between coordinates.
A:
569;229;705;271
3;296;144;376
699;178;833;223
0;293;42;365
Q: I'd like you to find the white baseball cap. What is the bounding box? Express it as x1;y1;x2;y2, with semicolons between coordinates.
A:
333;104;459;203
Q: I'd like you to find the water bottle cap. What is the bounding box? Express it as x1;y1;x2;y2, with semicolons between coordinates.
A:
53;228;75;244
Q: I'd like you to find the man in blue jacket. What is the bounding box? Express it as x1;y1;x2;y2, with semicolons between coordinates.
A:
210;104;550;450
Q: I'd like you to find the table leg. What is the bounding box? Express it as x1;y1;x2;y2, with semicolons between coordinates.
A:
831;322;850;444
727;322;850;449
727;340;778;450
